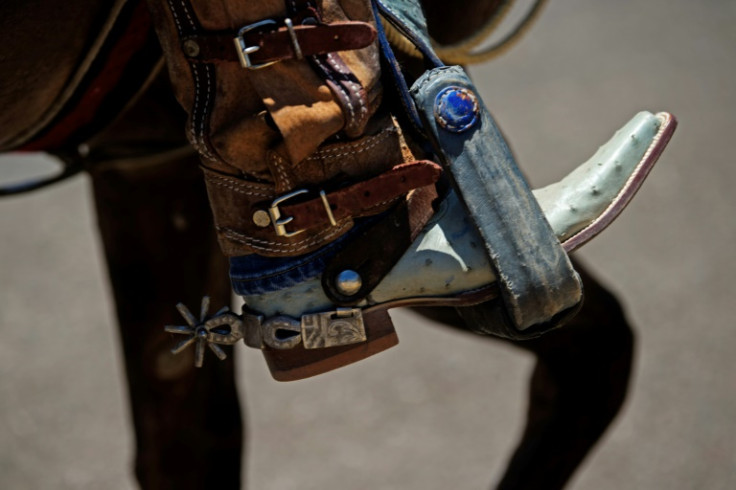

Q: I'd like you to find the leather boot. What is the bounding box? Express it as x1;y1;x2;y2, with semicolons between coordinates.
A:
145;0;676;380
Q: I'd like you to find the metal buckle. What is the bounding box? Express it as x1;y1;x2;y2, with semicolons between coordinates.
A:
233;19;278;69
268;188;339;237
269;189;309;237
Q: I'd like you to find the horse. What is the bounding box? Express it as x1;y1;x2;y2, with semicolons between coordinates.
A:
0;0;651;488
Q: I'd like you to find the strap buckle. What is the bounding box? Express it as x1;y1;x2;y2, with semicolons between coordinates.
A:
268;188;338;237
233;19;278;69
269;189;309;237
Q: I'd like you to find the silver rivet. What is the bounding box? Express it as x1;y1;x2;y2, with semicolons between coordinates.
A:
335;270;362;296
182;39;201;57
253;210;271;227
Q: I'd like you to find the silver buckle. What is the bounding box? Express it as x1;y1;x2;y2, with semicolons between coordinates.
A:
268;188;339;237
268;189;309;237
233;19;278;69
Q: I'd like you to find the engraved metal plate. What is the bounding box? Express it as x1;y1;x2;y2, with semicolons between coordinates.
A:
261;315;302;350
301;308;367;349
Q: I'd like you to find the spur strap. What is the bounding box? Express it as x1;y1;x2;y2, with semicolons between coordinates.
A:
203;159;441;257
321;182;438;305
183;21;376;66
410;66;582;332
256;160;440;235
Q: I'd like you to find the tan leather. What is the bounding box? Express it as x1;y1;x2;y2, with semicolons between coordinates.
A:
145;0;432;257
202;131;436;257
145;0;383;171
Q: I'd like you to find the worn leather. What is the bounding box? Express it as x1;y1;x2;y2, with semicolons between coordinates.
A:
147;0;670;347
410;65;582;331
204;159;439;256
186;20;376;65
267;160;440;233
146;0;383;171
201;115;424;256
374;0;435;58
321;182;437;304
144;0;408;257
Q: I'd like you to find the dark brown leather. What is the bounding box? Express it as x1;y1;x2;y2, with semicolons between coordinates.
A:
285;0;375;138
266;160;441;234
322;183;438;305
200;115;416;257
202;159;440;257
184;21;377;65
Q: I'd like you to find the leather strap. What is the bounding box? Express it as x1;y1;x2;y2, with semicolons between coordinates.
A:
184;21;376;65
265;160;441;235
410;66;582;332
203;159;441;257
322;182;438;305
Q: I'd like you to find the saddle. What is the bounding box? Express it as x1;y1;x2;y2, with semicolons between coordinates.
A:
146;0;676;380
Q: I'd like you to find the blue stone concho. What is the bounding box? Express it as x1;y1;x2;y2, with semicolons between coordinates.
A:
434;86;480;133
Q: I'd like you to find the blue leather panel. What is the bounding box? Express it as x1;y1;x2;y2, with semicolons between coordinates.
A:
410;66;582;331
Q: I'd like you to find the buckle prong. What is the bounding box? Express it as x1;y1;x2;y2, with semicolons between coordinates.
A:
269;189;309;237
284;18;304;60
319;190;338;226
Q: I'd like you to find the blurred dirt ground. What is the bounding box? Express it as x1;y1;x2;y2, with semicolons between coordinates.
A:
1;0;735;488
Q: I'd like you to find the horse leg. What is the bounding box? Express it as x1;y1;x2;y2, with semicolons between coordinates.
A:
414;261;634;489
493;262;634;489
83;74;243;489
88;155;242;489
